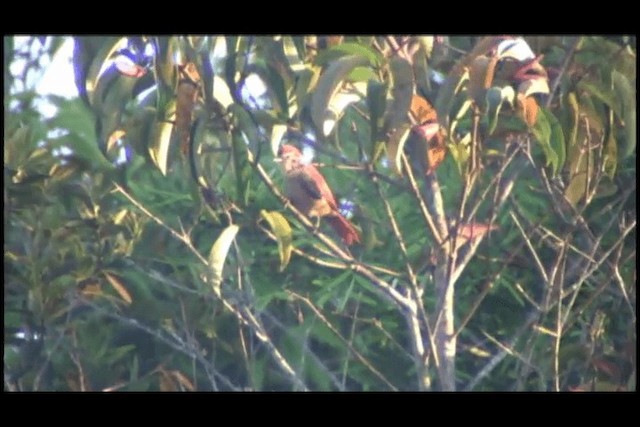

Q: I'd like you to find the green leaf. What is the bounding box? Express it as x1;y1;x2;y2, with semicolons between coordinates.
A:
270;124;288;156
530;106;560;175
612;70;636;159
148;120;174;176
212;75;234;109
386;124;412;175
231;130;252;206
542;107;566;175
383;57;414;135
347;66;378;82
603;110;617;178
260;210;293;272
578;77;622;117
314;42;383;68
311;55;369;136
435;68;470;129
246;61;289;118
485;86;515;135
366;80;387;147
209;224;239;293
84;36;126;109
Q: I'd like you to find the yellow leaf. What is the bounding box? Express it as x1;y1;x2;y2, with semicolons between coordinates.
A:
260;210;293;272
104;272;132;304
209;224;240;293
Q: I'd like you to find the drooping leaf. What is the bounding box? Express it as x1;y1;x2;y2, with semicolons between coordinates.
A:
84;36;126;109
148;120;174;176
311;55;369;136
577;77;622;117
383;57;414;136
612;70;636;159
485;86;515;135
530;105;558;173
231;130;252;206
386;124;412;175
270;124;288;156
104;272;133;305
543;107;566;175
209;224;240;293
313;42;383;68
366;80;387;147
260;210;293;271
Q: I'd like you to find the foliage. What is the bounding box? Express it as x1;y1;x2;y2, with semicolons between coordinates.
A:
4;35;636;391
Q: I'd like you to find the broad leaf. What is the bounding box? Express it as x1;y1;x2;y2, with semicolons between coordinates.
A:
260;210;293;272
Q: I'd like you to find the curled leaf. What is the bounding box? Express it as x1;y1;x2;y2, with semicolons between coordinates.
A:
496;38;535;61
104;272;132;305
148;120;174;176
270;124;288;156
612;70;636;159
485;86;515;135
518;78;550;98
209;224;240;293
311;55;369;136
260;210;293;272
386;124;412;175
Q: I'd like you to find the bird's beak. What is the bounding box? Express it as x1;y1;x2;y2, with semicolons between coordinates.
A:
273;157;282;163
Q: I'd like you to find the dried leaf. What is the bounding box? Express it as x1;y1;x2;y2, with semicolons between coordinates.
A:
104;272;132;305
517;94;539;127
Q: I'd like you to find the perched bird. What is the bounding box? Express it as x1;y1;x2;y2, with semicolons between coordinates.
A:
446;221;498;251
277;145;360;245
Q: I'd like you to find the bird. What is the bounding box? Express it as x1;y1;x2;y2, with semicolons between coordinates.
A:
277;144;360;245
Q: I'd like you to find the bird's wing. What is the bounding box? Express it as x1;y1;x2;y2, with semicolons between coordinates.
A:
300;165;338;209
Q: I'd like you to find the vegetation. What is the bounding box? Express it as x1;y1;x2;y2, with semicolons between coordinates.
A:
4;35;636;391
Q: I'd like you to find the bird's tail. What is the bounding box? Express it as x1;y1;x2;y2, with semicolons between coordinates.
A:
327;214;361;245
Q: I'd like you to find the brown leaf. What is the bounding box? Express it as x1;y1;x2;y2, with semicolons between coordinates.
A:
410;94;438;124
104;272;133;305
517;95;539;127
409;95;447;174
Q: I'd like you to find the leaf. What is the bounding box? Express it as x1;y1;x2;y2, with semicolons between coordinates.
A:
603;113;617;179
366;80;387;147
530;105;558;173
260;210;293;272
311;55;369;136
542;107;566;175
104;272;132;305
314;42;383;68
148;120;174;176
84;37;126;109
386;124;412;175
231;130;252;206
270;124;288;156
516;95;539;127
517;78;550;98
577;78;622;117
435;68;470;129
496;38;535;61
347;66;378;82
383;57;415;136
212;75;234;109
209;224;240;293
485;86;515;135
322;90;363;136
612;70;636;159
468;55;498;104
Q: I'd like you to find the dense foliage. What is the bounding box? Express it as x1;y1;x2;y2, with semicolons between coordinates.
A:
4;35;636;391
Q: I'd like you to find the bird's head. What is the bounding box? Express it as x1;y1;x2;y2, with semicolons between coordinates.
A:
276;144;304;172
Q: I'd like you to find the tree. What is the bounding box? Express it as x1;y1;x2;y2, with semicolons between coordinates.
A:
4;35;636;391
